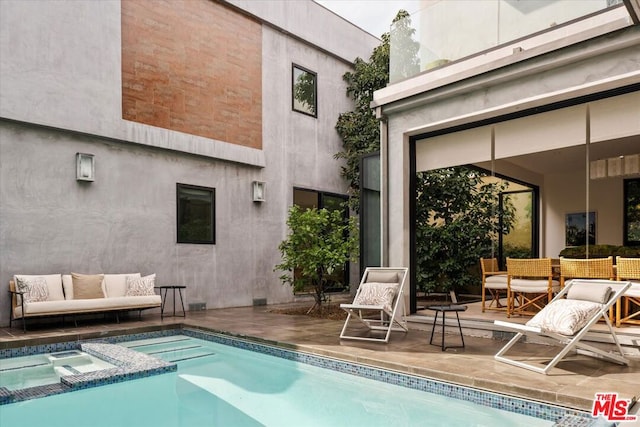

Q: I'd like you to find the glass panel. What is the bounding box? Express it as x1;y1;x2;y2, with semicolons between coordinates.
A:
292;65;317;117
414;122;494;303
320;194;347;213
361;153;381;271
501;190;534;263
293;188;318;209
177;184;215;244
390;0;623;83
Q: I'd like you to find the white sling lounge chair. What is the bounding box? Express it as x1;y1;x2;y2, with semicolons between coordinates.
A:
494;279;631;375
340;267;408;343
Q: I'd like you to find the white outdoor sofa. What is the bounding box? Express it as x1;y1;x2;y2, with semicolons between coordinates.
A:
9;273;162;332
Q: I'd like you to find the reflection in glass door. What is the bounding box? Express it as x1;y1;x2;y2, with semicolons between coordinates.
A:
499;189;537;266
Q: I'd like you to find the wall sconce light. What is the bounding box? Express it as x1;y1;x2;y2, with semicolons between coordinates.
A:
252;181;265;202
76;153;95;182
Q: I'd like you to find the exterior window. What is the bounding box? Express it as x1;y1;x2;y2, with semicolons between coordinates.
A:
177;184;215;244
292;65;317;117
624;178;640;246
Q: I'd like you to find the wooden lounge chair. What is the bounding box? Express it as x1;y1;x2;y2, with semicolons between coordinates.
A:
339;267;408;343
495;279;631;375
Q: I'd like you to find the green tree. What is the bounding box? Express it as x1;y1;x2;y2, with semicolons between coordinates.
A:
335;10;416;211
275;205;359;312
415;167;515;293
293;71;316;115
389;10;420;81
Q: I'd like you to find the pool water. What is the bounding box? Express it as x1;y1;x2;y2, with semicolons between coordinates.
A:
0;335;553;427
0;350;115;390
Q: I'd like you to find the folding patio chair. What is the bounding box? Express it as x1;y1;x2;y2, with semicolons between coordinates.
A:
494;279;631;375
340;267;408;343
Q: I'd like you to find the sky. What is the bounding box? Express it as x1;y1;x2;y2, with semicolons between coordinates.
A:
315;0;423;38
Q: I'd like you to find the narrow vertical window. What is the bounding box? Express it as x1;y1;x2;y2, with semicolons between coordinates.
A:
177;184;215;244
292;65;317;117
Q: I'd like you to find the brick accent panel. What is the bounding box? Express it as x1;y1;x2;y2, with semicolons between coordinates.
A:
122;0;262;149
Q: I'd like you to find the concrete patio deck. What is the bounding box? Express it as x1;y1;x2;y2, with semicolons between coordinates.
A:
1;300;639;417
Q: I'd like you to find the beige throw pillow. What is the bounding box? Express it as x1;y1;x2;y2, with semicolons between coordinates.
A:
72;273;105;299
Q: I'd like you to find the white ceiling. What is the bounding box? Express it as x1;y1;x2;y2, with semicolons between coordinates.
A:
498;135;640;175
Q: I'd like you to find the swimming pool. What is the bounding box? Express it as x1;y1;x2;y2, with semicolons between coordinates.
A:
0;329;592;426
0;350;116;391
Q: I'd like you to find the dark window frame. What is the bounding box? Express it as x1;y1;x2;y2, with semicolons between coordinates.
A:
292;64;317;118
176;183;216;244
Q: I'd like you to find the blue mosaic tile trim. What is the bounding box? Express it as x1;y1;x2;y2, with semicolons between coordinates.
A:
0;342;175;404
9;382;68;404
180;328;595;426
61;343;176;390
553;414;614;427
0;341;80;359
0;387;12;404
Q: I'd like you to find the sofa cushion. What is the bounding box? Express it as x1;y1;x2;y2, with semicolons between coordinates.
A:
104;273;142;298
15;295;161;317
125;274;156;297
72;273;105;299
15;276;50;303
509;278;560;293
14;274;64;301
353;282;399;312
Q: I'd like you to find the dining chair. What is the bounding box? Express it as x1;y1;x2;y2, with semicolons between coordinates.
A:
615;257;640;327
559;256;614;288
506;258;559;317
480;258;508;312
559;256;615;321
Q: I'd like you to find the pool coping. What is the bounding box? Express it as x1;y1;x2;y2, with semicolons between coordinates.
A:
0;324;606;426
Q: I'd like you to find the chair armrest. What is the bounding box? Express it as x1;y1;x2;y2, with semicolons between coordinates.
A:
8;290;24;296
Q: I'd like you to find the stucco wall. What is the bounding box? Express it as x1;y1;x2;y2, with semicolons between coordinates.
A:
0;121;285;310
0;0;379;325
